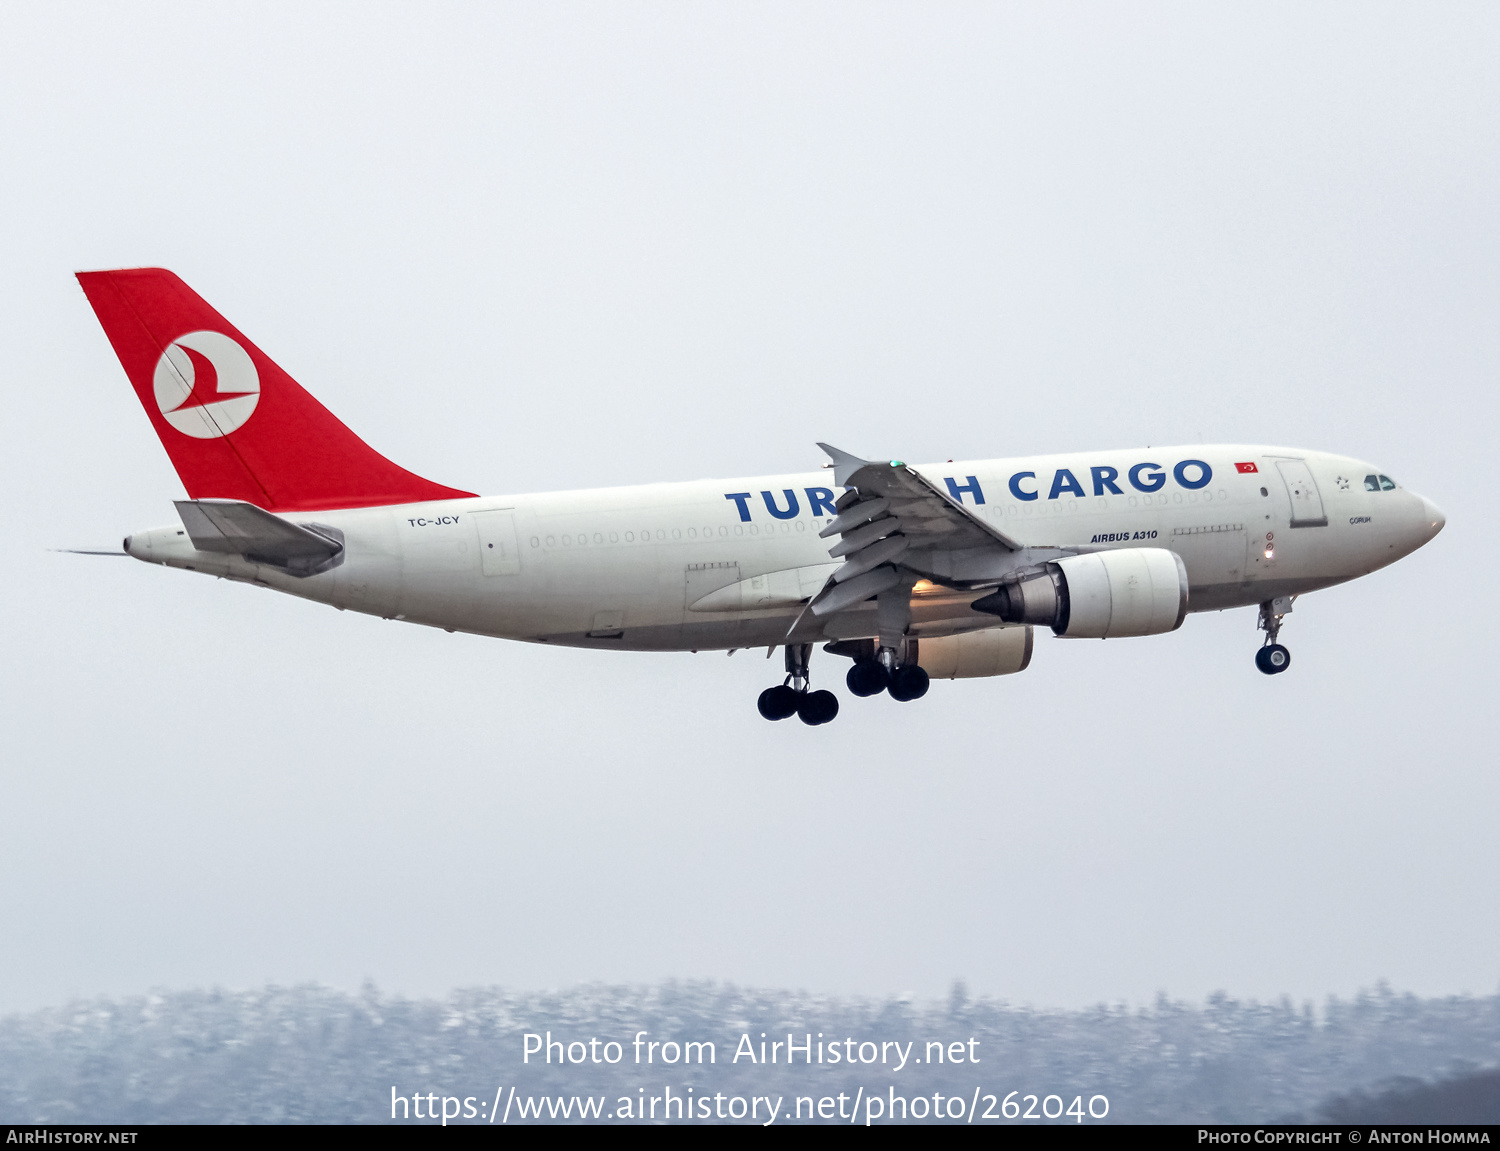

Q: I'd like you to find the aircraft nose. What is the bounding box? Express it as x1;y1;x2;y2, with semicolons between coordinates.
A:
1417;496;1445;542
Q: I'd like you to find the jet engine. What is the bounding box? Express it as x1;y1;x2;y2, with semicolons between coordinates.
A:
915;626;1034;679
972;547;1188;639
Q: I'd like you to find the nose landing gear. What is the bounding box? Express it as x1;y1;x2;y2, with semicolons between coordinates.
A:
1256;597;1294;675
758;643;840;725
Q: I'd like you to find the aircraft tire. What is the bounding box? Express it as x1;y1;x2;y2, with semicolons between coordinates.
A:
797;690;840;726
1255;644;1291;675
758;685;800;720
846;660;889;697
888;664;930;702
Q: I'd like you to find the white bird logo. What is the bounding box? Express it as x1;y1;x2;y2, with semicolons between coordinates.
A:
152;330;261;439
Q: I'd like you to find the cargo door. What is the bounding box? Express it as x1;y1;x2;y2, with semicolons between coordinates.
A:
1275;460;1328;528
473;509;522;574
1168;523;1249;609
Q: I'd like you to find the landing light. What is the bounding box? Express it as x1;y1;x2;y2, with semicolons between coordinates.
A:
1264;547;1275;559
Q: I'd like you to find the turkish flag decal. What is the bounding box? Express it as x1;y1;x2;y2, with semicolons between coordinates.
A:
1235;462;1259;474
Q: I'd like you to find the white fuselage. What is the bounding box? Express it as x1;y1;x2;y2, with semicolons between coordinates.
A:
124;445;1444;652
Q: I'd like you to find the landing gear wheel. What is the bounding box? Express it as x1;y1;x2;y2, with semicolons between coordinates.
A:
757;684;800;720
797;689;840;726
1255;644;1291;675
888;664;930;702
846;659;889;697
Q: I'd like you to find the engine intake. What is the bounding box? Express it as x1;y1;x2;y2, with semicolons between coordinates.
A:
972;547;1188;639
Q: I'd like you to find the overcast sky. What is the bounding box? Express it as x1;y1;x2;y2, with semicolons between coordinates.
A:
1;2;1496;1016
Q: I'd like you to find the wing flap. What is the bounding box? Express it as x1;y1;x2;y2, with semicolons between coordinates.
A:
809;565;901;617
814;443;1022;554
827;515;902;557
830;534;910;582
802;443;1090;629
818;497;890;538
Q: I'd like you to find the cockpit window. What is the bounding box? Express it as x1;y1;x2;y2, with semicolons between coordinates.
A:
1364;475;1380;492
1379;475;1397;491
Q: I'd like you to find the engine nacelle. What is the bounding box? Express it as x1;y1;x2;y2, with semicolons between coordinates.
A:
972;547;1188;639
915;626;1033;679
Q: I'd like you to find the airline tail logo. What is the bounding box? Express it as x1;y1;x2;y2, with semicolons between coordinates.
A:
152;330;261;439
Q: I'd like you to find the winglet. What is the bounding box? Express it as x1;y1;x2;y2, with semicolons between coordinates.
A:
816;443;873;488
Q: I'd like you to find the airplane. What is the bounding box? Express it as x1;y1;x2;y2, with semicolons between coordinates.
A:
74;267;1446;726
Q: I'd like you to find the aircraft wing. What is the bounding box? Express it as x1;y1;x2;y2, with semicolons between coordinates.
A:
174;499;344;577
806;444;1051;618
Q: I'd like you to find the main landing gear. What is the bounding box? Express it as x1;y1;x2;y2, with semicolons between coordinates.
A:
758;643;840;726
759;581;930;723
846;656;930;701
1255;597;1293;675
838;636;929;703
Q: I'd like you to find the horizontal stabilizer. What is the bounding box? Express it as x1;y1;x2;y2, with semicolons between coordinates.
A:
174;499;344;577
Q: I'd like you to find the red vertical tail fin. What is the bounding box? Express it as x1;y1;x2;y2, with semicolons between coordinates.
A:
77;268;475;511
